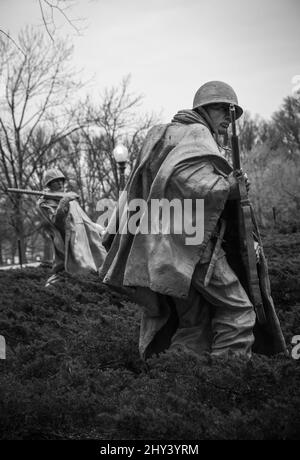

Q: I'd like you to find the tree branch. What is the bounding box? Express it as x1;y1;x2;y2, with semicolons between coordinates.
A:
0;29;26;56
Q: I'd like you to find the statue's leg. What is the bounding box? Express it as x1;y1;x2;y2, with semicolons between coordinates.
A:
192;255;256;358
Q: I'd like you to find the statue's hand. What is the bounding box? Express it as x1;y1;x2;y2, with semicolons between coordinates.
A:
63;192;79;201
233;168;251;192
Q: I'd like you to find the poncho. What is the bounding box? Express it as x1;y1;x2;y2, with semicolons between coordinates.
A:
38;198;107;274
101;111;287;358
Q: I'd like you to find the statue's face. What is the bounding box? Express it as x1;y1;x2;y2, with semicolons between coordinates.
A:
48;179;65;192
205;103;231;134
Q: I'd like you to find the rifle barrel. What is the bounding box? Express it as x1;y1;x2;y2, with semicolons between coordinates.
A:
6;188;67;200
229;105;241;170
7;188;45;196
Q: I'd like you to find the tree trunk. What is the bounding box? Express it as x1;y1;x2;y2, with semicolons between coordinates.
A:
42;233;53;265
11;240;16;263
0;241;3;265
15;197;27;264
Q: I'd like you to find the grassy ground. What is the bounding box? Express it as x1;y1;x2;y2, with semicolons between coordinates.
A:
0;231;299;440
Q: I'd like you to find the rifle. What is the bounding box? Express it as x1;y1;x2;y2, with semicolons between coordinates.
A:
229;105;266;325
7;188;79;200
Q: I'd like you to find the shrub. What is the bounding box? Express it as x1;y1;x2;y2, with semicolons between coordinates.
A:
0;232;299;439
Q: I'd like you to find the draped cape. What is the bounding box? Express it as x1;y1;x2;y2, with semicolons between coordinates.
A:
100;115;287;358
38;199;107;274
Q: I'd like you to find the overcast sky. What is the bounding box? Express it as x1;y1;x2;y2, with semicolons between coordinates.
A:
1;0;300;122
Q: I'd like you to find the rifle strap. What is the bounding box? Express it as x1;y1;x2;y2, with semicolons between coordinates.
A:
204;219;227;287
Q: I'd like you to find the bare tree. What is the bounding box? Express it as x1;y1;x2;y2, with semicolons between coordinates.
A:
1;0;84;50
235;99;300;230
0;26;86;261
83;75;158;200
48;77;159;225
272;93;300;160
38;0;85;41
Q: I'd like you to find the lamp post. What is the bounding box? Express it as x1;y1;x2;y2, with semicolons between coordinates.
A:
113;144;129;192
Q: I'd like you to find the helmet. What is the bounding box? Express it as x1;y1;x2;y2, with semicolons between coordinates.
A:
43;168;65;188
193;81;243;119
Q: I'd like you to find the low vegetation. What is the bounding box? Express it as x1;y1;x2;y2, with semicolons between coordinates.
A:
0;232;299;440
